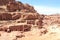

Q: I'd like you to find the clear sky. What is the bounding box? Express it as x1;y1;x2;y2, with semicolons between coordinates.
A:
16;0;60;15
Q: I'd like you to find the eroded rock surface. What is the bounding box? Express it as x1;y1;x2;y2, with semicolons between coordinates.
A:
0;0;60;40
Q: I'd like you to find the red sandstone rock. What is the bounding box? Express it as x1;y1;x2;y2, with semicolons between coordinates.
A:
27;20;35;25
0;0;43;33
36;20;43;28
23;4;36;13
24;13;40;20
0;0;15;5
9;24;31;31
7;1;24;12
7;1;36;13
0;8;5;12
12;13;21;20
17;20;26;23
0;13;12;20
7;2;19;12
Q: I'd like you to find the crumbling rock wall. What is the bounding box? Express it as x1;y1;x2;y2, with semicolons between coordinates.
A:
9;24;31;31
0;12;44;32
0;0;46;34
0;13;12;20
0;0;44;32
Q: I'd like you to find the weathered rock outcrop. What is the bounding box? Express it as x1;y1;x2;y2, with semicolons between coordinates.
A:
0;0;45;34
7;1;23;12
0;0;60;40
43;14;60;28
0;13;12;20
23;13;40;20
9;24;31;31
27;20;35;25
1;0;60;40
12;13;21;20
0;0;15;5
6;1;36;13
23;4;36;13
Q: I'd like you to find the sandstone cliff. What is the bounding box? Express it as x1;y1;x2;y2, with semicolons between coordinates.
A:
0;0;44;35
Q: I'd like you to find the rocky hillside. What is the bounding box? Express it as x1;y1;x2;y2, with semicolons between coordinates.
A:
0;0;60;40
0;0;43;31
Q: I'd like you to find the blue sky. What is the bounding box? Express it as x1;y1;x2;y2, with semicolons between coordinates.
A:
16;0;60;15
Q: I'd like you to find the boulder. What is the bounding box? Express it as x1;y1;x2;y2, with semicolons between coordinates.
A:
27;20;35;25
9;24;31;31
40;28;48;35
24;13;40;20
0;13;12;20
12;13;21;20
36;20;43;28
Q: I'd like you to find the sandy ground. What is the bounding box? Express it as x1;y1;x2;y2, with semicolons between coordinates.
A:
0;26;60;40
